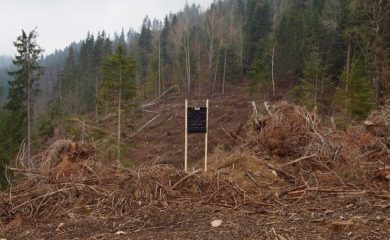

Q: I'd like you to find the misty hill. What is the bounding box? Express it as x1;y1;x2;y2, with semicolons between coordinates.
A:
0;55;12;68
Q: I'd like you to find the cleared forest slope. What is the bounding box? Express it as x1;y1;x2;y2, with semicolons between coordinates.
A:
0;86;389;239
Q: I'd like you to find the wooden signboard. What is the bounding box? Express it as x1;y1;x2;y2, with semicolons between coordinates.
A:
185;99;209;172
187;107;207;134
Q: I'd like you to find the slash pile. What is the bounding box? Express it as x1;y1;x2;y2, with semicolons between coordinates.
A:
0;102;388;233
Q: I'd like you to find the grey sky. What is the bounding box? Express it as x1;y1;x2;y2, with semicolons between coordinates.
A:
0;0;214;56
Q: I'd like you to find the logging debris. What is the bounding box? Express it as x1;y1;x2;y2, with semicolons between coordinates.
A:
1;102;389;239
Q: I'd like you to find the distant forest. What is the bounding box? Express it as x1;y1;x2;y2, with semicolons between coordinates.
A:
0;56;12;100
1;0;389;118
0;0;388;185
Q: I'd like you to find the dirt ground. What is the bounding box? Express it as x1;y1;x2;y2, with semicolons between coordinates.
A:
3;195;389;240
127;85;255;169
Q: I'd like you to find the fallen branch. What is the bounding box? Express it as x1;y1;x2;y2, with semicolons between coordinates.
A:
141;85;179;108
282;154;317;167
251;101;259;125
288;188;366;195
220;125;241;144
11;187;74;211
172;169;202;190
266;163;297;181
7;167;44;175
245;171;259;186
130;114;161;138
263;102;272;116
67;118;107;134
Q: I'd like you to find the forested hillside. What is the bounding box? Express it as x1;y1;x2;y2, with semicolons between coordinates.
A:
0;0;389;187
0;56;12;101
3;0;386;118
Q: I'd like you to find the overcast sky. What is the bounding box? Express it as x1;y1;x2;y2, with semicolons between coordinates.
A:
0;0;214;56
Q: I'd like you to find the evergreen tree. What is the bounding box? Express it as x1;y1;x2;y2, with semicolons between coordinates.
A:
100;45;136;163
0;107;10;189
92;32;109;119
161;16;172;66
103;33;113;56
5;29;43;164
138;17;153;84
249;53;270;94
62;46;78;114
78;33;95;112
335;58;374;121
221;44;240;84
290;44;330;112
244;0;272;71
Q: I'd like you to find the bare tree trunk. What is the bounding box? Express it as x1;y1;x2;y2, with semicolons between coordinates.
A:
271;42;277;97
95;75;98;121
158;36;161;96
239;26;243;78
27;60;31;166
117;72;122;165
81;118;85;143
346;34;352;94
59;71;63;134
186;30;191;95
197;38;201;96
374;0;385;105
213;39;223;93
69;85;72;114
207;6;216;95
314;47;318;111
345;33;353;116
222;46;227;94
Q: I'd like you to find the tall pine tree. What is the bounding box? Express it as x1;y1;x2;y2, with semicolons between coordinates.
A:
100;45;136;163
6;29;43;164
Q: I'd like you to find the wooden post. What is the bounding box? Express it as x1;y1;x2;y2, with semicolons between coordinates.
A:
205;99;209;172
184;99;188;172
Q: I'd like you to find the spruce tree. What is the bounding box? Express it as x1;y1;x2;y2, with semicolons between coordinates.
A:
6;29;43;164
138;17;153;84
62;46;78;114
244;0;272;71
78;33;95;113
100;44;136;164
335;58;374;121
290;44;329;113
249;53;270;94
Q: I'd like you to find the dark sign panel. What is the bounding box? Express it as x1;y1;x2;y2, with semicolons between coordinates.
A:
188;107;207;134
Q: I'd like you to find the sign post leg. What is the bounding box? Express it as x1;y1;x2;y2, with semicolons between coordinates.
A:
185;99;188;172
204;99;209;172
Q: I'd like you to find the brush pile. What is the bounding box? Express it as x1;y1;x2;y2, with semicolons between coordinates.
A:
0;140;245;229
365;105;390;145
0;102;388;232
232;101;389;187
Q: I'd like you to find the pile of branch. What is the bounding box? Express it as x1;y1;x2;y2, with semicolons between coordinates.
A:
364;105;390;161
365;105;390;145
1;103;388;230
233;101;388;188
0;141;244;226
244;102;339;160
